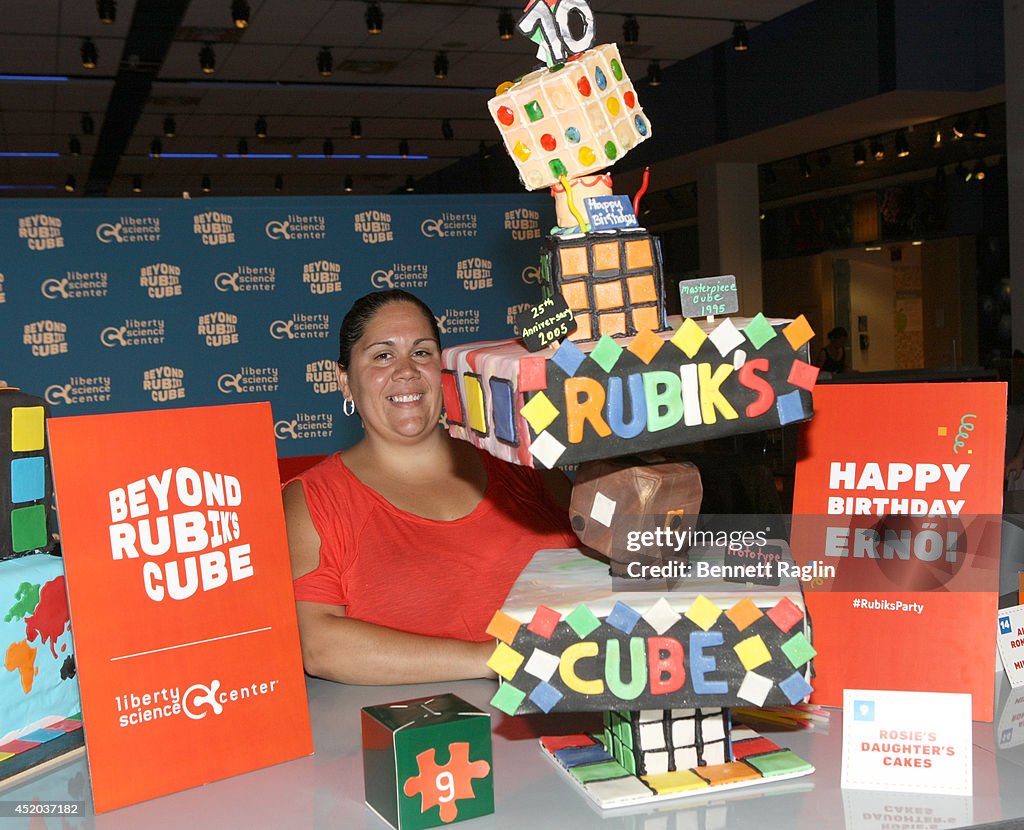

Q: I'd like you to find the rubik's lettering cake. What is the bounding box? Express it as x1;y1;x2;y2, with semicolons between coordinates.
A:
441;314;818;468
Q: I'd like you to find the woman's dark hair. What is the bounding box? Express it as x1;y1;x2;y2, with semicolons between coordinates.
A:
338;289;441;368
827;326;848;340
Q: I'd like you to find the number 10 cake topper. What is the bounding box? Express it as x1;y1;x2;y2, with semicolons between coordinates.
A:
518;0;597;66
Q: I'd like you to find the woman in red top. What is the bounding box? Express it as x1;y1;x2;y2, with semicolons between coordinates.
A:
284;290;575;684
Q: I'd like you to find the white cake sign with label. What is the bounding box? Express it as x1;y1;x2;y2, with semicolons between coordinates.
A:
841;689;972;796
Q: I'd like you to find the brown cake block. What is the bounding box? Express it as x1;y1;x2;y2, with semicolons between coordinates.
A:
569;457;702;574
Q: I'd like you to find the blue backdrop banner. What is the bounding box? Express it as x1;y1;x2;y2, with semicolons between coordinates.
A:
1;194;551;457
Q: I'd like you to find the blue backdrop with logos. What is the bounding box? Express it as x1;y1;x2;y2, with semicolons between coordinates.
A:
0;194;551;458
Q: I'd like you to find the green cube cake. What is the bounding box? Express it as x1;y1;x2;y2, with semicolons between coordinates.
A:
362;694;493;830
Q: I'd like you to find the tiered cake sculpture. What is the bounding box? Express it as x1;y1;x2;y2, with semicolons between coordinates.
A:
440;0;821;809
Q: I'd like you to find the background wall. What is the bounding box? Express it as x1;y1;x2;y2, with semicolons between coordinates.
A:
0;194;552;457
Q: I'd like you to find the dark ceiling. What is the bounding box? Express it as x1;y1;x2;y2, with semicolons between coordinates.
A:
0;0;816;197
0;0;1005;203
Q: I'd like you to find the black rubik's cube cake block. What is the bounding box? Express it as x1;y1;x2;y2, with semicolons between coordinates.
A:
361;694;493;830
605;708;732;776
541;229;668;342
2;389;56;561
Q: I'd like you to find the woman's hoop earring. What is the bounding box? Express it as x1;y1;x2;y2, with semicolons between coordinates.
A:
343;398;356;417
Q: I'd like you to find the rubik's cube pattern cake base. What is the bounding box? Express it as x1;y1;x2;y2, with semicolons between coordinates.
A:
537;724;814;810
441;315;818;468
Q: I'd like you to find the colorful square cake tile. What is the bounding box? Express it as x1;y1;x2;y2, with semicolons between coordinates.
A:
605;601;641;634
527;605;561;638
725;598;763;631
767;597;805;632
540;734;595;754
485;609;520;645
565;603;601;638
779;671;814;704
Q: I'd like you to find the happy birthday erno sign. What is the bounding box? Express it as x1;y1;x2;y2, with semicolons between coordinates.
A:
48;402;312;813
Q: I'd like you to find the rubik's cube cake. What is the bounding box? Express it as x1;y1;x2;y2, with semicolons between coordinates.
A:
441;0;820;811
487;42;651;191
484;549;817;808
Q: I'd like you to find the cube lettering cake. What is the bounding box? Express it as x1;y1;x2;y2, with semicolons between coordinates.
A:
488;43;652;191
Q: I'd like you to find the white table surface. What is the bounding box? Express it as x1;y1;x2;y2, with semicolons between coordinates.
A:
1;673;1022;830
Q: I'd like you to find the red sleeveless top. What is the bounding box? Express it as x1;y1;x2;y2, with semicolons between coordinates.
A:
291;449;576;641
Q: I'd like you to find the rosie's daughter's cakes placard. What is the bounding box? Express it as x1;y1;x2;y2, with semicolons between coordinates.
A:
48;402;312;813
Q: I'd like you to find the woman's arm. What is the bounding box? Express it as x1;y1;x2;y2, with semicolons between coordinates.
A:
284;480;495;685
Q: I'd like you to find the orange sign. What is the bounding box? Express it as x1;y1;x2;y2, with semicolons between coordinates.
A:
48;403;312;812
792;383;1005;721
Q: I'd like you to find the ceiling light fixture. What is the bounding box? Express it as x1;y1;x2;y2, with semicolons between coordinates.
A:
80;38;98;69
350;117;362;139
344;175;354;192
231;0;250;29
853;142;866;166
64;174;76;193
647;60;662;87
870;138;885;161
405;176;415;192
199;43;216;74
163;115;176;138
498;9;515;40
150;138;162;157
317;46;333;77
895;130;910;158
399;138;410;158
973;159;987;181
68;136;81;157
433;51;449;80
623;15;639;47
97;0;116;24
365;1;383;35
952;117;966;140
732;22;749;52
441;119;454;140
237;138;249;156
274;174;284;191
255;115;268;139
955;161;971;182
973;113;989;139
132;175;142;193
201;174;212;193
81;113;95;135
932;126;942;149
323;138;334;157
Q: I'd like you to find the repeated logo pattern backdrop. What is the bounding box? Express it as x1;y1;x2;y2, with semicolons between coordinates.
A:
1;195;550;457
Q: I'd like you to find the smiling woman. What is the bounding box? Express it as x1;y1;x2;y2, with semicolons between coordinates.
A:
283;290;576;685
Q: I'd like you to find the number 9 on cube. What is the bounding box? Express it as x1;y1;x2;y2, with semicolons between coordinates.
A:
362;694;494;829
